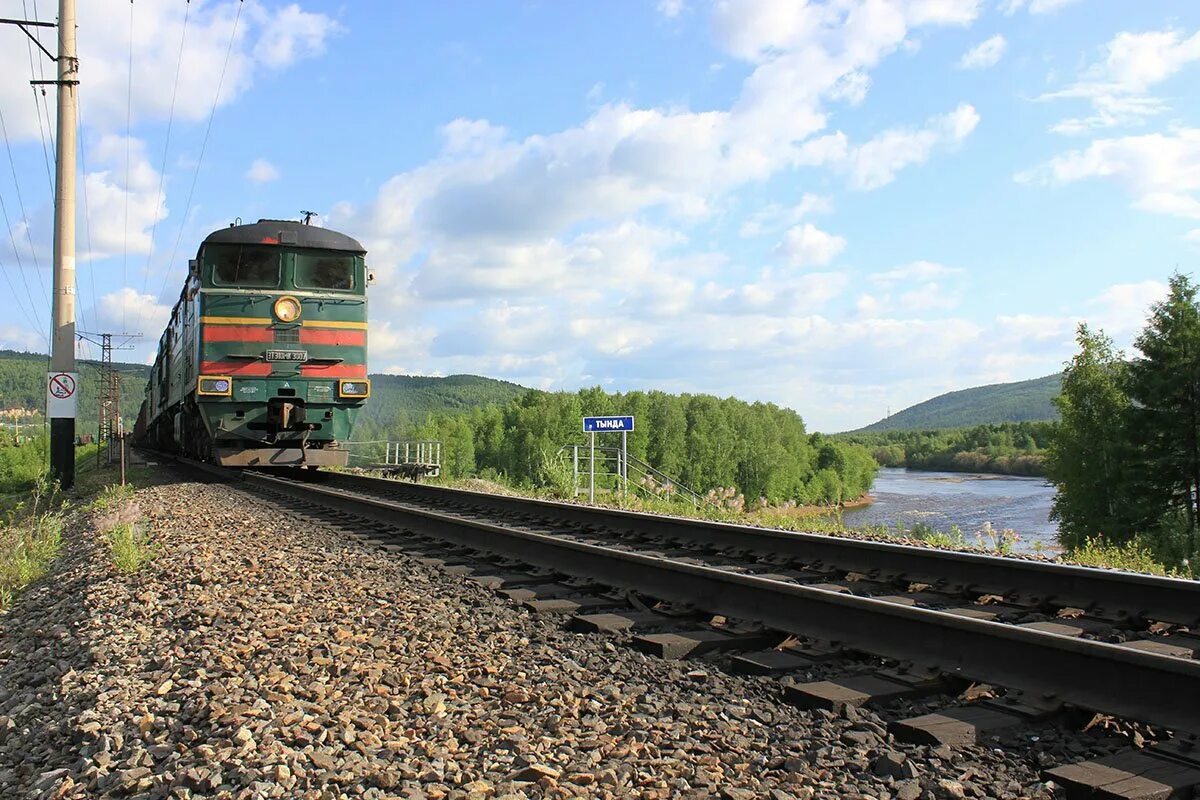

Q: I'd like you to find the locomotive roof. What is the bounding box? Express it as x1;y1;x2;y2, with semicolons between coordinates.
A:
201;219;366;254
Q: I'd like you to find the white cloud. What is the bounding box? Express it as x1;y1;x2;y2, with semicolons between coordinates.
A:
79;135;168;261
859;261;964;316
775;223;846;267
1016;128;1200;220
1186;229;1200;248
95;287;172;336
958;34;1006;70
740;194;832;237
657;0;686;19
1000;0;1083;14
0;324;45;354
246;158;279;183
0;2;340;141
1039;28;1200;135
808;102;980;190
1088;279;1169;337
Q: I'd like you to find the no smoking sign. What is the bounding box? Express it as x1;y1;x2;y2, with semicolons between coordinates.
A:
46;372;79;419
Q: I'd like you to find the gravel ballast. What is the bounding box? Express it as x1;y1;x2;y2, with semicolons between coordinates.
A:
0;477;1089;798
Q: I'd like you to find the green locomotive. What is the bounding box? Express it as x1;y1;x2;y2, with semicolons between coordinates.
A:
137;219;371;467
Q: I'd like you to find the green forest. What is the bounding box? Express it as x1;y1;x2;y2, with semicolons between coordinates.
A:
0;350;147;434
841;421;1054;476
393;388;878;506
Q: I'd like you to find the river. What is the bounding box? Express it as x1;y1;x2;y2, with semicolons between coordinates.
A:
839;467;1058;553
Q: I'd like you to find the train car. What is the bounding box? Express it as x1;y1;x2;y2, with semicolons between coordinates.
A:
138;218;371;467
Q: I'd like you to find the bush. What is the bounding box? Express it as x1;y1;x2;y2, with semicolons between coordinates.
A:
536;449;577;500
1069;536;1183;578
106;522;156;573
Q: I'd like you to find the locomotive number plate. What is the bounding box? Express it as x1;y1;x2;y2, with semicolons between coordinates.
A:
265;349;308;362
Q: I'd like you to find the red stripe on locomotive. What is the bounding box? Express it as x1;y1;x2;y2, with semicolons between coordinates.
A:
300;364;367;378
200;360;273;376
202;326;273;343
299;328;366;347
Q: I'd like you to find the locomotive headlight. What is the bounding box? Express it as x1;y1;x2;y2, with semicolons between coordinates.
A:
338;379;370;398
273;295;302;323
198;376;232;396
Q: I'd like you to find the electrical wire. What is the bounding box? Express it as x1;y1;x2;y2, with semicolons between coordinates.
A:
122;0;135;332
0;107;50;342
135;0;190;339
159;0;244;305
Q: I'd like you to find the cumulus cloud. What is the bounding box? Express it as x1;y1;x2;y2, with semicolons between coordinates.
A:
80;135;169;261
95;287;172;337
1038;27;1200;135
775;223;847;267
322;0;999;427
0;1;340;141
246;158;280;183
830;102;979;190
1016;128;1200;220
958;34;1006;69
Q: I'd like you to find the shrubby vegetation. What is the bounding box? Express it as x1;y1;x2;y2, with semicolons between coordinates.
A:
397;388;878;506
1048;274;1200;576
841;422;1054;476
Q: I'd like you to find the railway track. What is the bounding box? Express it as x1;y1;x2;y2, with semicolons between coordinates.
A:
163;458;1200;797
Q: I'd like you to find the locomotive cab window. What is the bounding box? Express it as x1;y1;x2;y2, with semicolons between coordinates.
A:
295;252;357;291
209;246;280;288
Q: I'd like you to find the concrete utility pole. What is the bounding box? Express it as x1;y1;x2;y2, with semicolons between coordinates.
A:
48;0;78;488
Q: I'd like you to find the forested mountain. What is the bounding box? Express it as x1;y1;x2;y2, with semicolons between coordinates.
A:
0;349;148;433
351;374;528;440
856;373;1062;432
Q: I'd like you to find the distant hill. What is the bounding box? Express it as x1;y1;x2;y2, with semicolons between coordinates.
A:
0;349;525;438
0;349;148;432
856;373;1062;432
353;373;528;438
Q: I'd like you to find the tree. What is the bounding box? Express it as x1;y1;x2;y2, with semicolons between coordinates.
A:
1046;324;1139;549
1127;273;1200;557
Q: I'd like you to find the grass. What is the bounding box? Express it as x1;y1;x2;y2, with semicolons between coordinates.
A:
1067;536;1185;578
0;477;66;611
105;521;156;574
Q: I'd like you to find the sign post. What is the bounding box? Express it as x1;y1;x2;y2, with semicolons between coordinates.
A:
47;371;79;422
581;416;635;504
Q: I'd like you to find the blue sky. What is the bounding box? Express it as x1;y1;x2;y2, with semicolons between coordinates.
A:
1;0;1198;431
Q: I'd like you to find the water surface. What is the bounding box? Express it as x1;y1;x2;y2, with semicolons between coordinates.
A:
840;468;1057;553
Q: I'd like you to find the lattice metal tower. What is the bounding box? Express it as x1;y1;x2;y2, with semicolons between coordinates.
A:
98;333;120;460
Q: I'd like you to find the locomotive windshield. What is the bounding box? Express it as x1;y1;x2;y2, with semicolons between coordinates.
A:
295;252;356;291
209;246;280;288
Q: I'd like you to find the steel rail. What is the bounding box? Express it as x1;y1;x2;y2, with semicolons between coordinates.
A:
243;470;1200;734
317;472;1200;626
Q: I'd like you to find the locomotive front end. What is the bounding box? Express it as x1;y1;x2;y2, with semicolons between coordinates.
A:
190;220;370;467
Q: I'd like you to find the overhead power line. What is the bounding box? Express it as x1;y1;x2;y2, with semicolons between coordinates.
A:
159;0;244;305
135;0;190;339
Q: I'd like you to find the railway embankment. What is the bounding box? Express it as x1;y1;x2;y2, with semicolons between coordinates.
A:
0;477;1078;798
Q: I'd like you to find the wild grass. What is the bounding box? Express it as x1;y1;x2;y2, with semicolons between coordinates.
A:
1067;536;1184;578
105;521;156;574
0;476;66;611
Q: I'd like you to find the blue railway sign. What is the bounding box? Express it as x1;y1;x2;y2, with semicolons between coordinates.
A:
583;415;635;432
